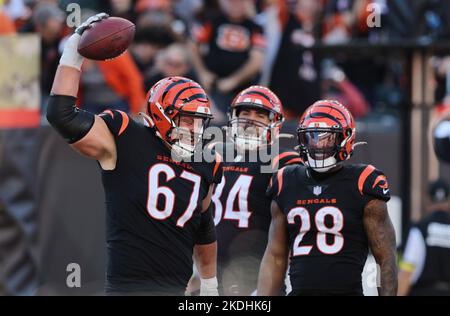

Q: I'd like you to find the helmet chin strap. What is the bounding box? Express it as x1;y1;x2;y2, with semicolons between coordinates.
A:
352;141;367;150
139;112;154;127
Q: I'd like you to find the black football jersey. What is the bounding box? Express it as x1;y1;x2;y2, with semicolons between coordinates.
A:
99;110;222;295
268;164;390;294
211;143;301;295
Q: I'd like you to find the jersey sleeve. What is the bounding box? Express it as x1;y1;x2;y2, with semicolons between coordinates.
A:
358;165;391;203
194;148;223;185
210;151;223;184
266;167;286;208
99;109;131;137
271;149;303;172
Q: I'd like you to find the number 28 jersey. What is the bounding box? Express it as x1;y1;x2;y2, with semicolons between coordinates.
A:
268;164;390;293
100;110;222;295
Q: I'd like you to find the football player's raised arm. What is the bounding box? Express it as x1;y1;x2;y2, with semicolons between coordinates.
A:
363;199;398;296
257;201;289;296
46;13;116;170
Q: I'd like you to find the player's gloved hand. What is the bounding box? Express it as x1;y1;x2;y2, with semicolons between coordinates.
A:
59;13;109;71
200;277;219;296
75;12;109;35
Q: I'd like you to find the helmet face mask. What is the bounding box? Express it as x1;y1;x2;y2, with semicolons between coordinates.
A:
229;107;274;151
297;100;356;172
298;127;344;172
228;86;284;151
169;112;211;158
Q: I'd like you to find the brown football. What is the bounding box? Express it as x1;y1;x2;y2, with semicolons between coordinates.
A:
77;17;135;60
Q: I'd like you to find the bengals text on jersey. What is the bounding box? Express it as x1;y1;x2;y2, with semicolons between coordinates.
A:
267;163;390;295
212;142;301;295
100;109;222;295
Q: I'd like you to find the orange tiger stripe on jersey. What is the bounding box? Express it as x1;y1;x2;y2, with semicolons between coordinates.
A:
285;157;303;166
213;152;222;178
102;109;114;118
213;152;222;175
117;110;129;136
358;165;375;195
272;151;298;169
372;174;388;189
277;168;284;196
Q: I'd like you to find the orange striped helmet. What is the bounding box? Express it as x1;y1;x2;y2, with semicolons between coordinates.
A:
228;85;284;150
142;76;213;157
297;100;356;171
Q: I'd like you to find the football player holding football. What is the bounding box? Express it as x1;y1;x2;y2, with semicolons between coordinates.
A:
200;86;301;296
46;14;221;295
258;100;397;296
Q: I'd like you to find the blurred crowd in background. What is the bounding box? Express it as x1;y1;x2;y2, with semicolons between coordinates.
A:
1;0;450;125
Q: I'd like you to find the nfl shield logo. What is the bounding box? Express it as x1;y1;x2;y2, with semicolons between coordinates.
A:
313;186;322;196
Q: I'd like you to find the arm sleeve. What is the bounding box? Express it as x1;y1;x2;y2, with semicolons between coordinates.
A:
202;150;223;185
266;167;285;209
98;109;130;138
211;152;223;184
272;150;302;171
195;206;217;245
358;165;391;203
46;95;95;144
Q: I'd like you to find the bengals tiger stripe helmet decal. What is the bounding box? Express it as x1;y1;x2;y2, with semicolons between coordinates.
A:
228;85;284;150
142;76;213;157
297;100;356;171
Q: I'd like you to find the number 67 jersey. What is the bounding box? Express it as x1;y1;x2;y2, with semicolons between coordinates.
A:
100;110;222;295
268;164;391;294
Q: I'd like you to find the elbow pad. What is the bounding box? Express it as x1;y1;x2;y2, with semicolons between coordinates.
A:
196;206;217;245
46;95;95;144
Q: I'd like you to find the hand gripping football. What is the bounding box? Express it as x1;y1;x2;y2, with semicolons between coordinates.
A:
77;17;135;60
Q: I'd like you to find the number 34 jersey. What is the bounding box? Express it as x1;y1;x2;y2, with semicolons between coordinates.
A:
211;143;301;295
100;110;222;295
268;164;390;292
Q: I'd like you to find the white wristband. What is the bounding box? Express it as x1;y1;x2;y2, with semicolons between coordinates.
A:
59;33;84;71
200;277;219;296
